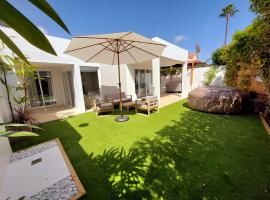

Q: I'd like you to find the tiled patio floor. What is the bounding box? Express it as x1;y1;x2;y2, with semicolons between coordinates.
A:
160;92;182;108
30;105;81;124
31;94;181;123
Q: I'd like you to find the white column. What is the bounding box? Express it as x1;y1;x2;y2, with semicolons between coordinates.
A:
126;65;136;100
97;66;103;98
181;62;189;98
72;64;85;112
152;58;160;102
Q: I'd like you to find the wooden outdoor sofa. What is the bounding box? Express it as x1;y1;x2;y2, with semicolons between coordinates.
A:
94;98;114;116
105;92;132;105
135;96;159;116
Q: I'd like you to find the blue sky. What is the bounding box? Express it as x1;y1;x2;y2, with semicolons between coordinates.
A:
10;0;255;61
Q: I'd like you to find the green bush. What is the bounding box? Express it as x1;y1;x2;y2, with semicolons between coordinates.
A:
211;47;227;65
203;66;218;86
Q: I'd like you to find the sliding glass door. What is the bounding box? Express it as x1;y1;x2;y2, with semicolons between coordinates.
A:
135;69;153;98
28;71;56;108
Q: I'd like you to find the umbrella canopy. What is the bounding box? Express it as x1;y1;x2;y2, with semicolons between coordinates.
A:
64;32;166;65
64;32;166;121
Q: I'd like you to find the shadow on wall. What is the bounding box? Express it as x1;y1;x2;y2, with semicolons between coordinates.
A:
11;107;270;199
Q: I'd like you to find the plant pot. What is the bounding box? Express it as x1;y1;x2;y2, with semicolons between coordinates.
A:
6;125;33;143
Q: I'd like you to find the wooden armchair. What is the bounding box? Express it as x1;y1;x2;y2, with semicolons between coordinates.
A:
135;96;159;116
94;98;114;116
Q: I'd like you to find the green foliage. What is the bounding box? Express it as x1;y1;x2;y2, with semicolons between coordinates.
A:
203;66;218;86
250;0;270;16
0;56;37;123
28;0;70;34
219;4;239;18
0;123;40;137
0;0;69;61
0;55;16;120
91;147;147;198
213;0;270;92
0;29;28;63
13;58;37;111
211;47;227;65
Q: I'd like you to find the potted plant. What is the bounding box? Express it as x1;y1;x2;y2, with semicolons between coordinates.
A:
1;123;41;142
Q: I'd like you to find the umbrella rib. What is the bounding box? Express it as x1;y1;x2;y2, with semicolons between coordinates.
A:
120;31;133;39
105;39;117;52
119;46;134;53
64;41;109;53
119;42;138;63
100;43;116;52
119;41;133;52
126;49;139;63
85;41;115;63
121;41;162;58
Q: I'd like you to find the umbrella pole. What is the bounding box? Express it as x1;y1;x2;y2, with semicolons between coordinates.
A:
115;51;129;122
117;52;123;117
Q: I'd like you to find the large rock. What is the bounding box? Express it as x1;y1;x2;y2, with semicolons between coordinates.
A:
188;86;247;114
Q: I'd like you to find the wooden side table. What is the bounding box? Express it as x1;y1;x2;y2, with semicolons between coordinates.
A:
122;101;136;112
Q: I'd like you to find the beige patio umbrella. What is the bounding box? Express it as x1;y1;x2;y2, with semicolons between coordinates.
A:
65;32;166;122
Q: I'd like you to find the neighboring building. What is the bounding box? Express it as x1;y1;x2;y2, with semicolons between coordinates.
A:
0;27;209;122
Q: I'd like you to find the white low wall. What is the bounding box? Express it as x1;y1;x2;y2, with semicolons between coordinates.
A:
183;65;225;97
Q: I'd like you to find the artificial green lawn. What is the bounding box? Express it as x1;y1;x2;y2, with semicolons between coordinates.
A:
11;100;270;200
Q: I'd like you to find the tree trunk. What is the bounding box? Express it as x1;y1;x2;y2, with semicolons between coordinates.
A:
3;71;15;122
225;15;229;45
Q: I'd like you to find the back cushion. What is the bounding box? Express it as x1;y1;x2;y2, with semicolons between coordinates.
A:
106;92;126;99
0;137;12;190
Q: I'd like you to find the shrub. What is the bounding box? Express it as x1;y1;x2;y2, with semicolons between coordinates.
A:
203;66;218;86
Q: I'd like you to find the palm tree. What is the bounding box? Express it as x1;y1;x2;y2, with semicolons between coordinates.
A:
220;4;239;45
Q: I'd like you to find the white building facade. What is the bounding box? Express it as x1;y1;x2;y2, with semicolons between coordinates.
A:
0;27;210;123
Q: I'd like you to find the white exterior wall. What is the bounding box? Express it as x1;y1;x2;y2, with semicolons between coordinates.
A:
0;27;96;121
181;62;189;98
125;65;136;100
0;137;12;191
98;64;136;99
72;64;85;112
183;66;226;97
152;58;161;100
212;66;226;86
188;67;210;90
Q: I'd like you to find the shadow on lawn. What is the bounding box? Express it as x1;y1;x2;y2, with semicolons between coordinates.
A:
101;109;229;200
11;107;270;200
90;109;270;200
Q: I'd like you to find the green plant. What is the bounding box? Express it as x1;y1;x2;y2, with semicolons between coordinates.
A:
211;47;227;65
203;66;218;86
13;58;37;123
0;55;15;121
219;4;239;45
13;107;37;125
91;147;146;198
0;0;69;63
239;74;251;90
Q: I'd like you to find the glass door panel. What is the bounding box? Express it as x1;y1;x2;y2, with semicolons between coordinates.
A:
135;69;153;98
39;71;56;105
28;71;56;107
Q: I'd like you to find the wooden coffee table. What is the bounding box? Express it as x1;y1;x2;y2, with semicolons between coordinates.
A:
122;101;136;112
